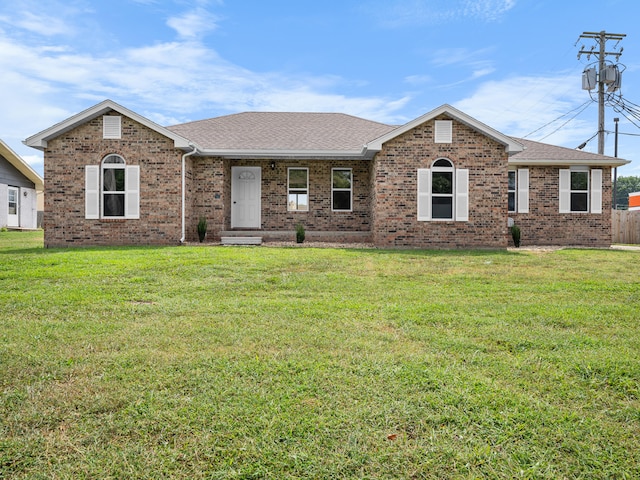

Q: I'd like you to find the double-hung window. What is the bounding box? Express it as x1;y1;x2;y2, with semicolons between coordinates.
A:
332;168;352;211
570;170;589;212
102;155;126;217
85;154;140;219
431;159;454;219
508;169;529;213
288;168;309;211
559;168;602;214
508;171;517;212
417;158;468;222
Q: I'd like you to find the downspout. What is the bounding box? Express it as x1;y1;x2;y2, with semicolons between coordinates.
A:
180;144;198;244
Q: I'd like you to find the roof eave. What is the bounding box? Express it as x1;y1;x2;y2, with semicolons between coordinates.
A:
0;140;44;190
508;158;631;167
197;148;373;160
24;99;192;151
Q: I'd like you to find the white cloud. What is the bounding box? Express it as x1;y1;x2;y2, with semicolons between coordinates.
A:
166;8;220;39
454;73;596;146
12;11;73;36
365;0;516;27
462;0;516;22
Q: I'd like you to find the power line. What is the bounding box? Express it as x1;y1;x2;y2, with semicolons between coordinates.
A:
523;100;592;139
537;101;593;142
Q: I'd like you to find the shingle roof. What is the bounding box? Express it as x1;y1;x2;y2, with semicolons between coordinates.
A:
167;112;395;152
510;137;629;166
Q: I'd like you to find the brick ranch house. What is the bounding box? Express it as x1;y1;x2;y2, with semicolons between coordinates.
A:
25;99;629;248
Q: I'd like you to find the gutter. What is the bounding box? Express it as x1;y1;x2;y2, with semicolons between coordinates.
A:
180;144;199;244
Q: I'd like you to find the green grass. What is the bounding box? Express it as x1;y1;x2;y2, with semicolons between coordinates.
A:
1;230;639;479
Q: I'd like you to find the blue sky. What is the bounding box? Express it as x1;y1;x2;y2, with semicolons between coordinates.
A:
1;0;640;177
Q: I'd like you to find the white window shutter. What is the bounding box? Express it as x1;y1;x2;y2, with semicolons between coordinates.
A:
591;169;602;214
455;168;469;221
417;168;431;221
85;165;100;219
434;120;453;143
103;116;122;139
559;169;570;213
125;165;140;219
517;169;529;214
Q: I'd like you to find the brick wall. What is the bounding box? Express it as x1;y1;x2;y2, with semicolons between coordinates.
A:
188;159;373;240
185;156;226;242
371;115;510;248
509;166;613;247
43;111;183;247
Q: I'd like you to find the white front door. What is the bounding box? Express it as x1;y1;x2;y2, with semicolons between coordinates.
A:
231;167;261;228
7;187;19;227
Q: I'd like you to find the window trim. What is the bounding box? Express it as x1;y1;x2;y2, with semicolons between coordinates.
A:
431;158;454;220
287;167;309;212
417;158;469;222
570;169;589;213
331;168;352;212
508;170;517;213
102;155;126;218
85;154;139;220
509;169;530;214
559;168;602;214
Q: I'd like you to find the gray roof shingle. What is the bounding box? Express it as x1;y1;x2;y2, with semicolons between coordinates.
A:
511;137;624;163
167;112;395;152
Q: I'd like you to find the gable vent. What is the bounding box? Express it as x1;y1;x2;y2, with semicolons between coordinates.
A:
103;116;122;139
434;120;452;143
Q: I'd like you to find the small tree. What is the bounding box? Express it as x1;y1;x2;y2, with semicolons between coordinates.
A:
614;176;640;209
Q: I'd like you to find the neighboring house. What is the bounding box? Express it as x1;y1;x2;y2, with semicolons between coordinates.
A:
0;139;43;230
25;99;629;248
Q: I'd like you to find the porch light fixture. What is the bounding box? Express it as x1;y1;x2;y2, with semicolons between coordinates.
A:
270;161;276;170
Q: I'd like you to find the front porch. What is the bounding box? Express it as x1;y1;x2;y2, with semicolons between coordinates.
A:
219;229;372;244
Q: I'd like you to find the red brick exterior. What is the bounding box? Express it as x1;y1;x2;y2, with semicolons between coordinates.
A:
43;111;183;247
371;115;510;248
42;111;615;248
508;166;613;247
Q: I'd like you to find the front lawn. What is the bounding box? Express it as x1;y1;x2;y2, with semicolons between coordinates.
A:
1;231;639;478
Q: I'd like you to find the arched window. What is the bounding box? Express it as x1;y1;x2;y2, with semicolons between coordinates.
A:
431;158;454;219
417;159;468;222
102;155;126;217
85;155;140;220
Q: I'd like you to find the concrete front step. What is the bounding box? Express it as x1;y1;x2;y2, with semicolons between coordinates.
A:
220;236;263;245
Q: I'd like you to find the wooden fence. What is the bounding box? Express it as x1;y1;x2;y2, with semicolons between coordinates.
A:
612;210;640;244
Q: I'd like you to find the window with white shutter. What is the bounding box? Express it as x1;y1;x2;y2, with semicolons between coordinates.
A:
455;169;469;221
559;168;601;214
517;169;529;214
85;155;140;220
417;158;467;222
85;165;100;219
591;169;602;214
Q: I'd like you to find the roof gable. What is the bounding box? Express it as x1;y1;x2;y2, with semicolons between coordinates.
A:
24;99;192;151
366;104;524;154
0;139;43;190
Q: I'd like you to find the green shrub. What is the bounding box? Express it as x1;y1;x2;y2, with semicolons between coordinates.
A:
197;217;207;243
295;223;305;243
510;224;521;248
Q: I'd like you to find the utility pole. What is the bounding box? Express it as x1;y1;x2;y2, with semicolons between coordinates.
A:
577;31;625;154
613;117;619;209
